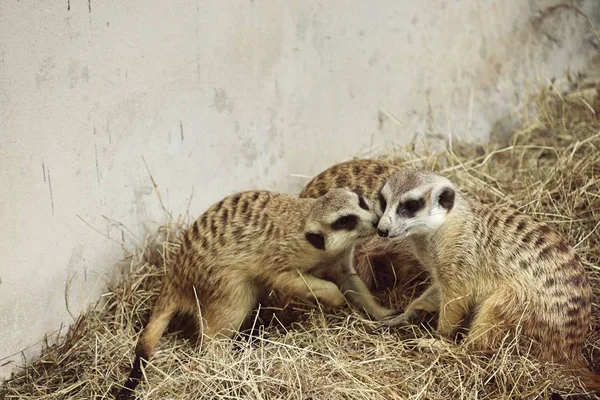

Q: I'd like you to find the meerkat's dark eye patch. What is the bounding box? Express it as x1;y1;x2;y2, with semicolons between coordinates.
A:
378;191;387;212
398;198;424;217
438;187;455;211
305;232;326;250
331;215;358;231
358;196;369;211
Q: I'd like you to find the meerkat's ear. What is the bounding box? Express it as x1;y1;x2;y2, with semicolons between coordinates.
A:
305;232;326;250
437;186;455;211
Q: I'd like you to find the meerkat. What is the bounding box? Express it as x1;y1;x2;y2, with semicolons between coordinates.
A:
376;169;600;392
116;188;379;399
299;159;425;320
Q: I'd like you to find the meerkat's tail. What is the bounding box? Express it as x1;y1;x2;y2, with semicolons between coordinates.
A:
575;367;600;394
564;363;600;395
115;294;178;400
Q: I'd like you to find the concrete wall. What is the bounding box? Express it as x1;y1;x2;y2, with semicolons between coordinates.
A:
0;0;598;378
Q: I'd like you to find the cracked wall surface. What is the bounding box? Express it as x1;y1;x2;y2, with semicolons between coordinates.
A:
0;0;598;378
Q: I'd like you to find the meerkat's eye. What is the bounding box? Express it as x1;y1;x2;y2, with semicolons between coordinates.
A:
331;215;358;230
378;192;387;211
358;196;369;211
399;198;424;217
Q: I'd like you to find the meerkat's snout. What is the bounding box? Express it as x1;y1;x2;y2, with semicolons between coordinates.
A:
377;217;408;239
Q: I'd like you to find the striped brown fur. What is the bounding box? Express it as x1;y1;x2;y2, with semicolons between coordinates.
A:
377;169;599;393
116;188;378;399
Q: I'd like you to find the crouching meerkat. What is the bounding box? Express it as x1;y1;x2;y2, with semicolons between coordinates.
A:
116;188;379;399
300;159;425;320
376;169;600;392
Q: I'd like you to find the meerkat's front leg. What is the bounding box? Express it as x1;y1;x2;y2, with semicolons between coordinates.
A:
378;284;440;327
271;269;345;308
334;248;400;320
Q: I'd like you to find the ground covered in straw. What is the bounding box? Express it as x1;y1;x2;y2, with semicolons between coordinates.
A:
2;82;600;400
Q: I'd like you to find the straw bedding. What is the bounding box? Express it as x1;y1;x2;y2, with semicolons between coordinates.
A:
2;81;600;400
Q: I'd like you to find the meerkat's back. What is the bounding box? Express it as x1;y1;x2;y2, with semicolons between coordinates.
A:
300;159;400;205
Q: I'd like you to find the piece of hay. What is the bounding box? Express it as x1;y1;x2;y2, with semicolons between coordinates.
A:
2;83;600;400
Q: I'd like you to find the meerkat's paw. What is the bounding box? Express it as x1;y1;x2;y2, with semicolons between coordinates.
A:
314;283;345;308
377;311;413;328
408;337;453;352
372;307;403;321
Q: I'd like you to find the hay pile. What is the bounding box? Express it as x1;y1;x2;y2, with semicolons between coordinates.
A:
2;82;600;400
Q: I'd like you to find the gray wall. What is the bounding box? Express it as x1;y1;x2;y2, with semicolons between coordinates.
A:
0;0;598;378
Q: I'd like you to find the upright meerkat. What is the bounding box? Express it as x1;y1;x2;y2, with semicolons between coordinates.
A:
116;188;379;399
300;159;424;320
376;169;599;392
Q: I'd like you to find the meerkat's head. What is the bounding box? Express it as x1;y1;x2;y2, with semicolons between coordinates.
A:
376;169;456;239
304;188;379;253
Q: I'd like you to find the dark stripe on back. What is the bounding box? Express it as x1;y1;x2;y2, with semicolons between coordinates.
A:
537;225;551;235
192;220;200;240
182;232;192;249
534;236;546;248
569;295;588;307
229;194;241;216
220;208;229;226
232;225;244;239
538;246;553;261
210;218;218;236
335;175;349;188
519;260;529;270
564;274;584;287
258;212;269;229
265;223;274;238
555;241;570;254
365;176;374;190
240;200;249;215
199;214;208;230
256;195;270;213
213;200;224;212
521;230;535;245
543;277;556;288
504;213;516;226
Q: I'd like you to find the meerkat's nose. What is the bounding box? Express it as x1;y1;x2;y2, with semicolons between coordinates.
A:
377;228;389;237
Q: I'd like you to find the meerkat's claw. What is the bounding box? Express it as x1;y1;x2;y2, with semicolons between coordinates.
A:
381;307;403;319
377;312;413;328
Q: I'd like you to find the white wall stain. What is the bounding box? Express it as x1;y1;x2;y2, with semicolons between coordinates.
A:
0;0;598;379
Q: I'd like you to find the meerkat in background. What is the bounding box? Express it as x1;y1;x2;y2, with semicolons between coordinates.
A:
376;169;600;392
300;159;425;320
116;188;379;399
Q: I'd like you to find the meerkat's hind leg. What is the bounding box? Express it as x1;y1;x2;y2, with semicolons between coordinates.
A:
464;289;519;353
200;280;258;344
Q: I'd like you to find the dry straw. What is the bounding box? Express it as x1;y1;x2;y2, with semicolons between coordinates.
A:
2;82;599;400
